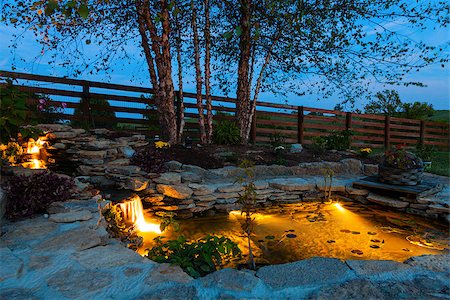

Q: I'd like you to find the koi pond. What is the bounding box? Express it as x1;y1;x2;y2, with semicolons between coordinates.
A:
135;201;449;266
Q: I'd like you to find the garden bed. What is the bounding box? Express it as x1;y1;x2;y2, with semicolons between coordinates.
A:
164;144;381;169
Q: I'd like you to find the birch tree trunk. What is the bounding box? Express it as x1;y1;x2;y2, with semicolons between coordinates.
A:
236;0;252;144
244;34;279;140
174;6;185;143
135;0;177;144
204;0;213;144
191;0;207;144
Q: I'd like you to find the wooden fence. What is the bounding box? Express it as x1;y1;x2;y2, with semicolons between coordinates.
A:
1;70;449;149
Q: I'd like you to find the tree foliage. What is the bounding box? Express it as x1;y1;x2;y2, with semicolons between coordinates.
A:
364;89;435;120
364;89;402;115
2;0;449;143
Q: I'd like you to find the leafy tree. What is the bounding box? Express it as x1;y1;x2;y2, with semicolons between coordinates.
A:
214;0;448;143
401;102;434;120
364;90;435;120
4;0;181;143
364;89;402;115
3;0;448;144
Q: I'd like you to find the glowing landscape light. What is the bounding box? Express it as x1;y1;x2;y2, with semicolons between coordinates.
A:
333;202;345;212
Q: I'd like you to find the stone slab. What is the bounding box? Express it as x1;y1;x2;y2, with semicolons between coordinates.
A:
73;244;148;269
156;184;193;200
346;260;411;278
256;257;353;289
268;178;315;191
366;193;409;209
49;210;93;223
46;267;113;298
200;268;260;292
404;254;450;273
0;248;23;281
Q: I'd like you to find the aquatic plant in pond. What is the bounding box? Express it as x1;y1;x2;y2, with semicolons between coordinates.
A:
322;167;334;202
237;160;257;270
146;235;241;278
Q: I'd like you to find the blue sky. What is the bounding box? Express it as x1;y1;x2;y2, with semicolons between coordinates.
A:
0;18;449;111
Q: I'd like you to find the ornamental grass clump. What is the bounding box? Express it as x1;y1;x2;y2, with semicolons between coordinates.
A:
4;171;74;220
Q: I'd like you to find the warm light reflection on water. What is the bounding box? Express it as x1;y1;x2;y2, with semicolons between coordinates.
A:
137;201;449;265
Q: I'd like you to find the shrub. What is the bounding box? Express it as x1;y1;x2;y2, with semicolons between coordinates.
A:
0;79;30;143
32;95;67;124
325;130;353;151
415;143;435;162
4;171;74;220
130;145;169;173
146;235;241;278
72;97;117;129
310;136;327;154
213;120;241;145
0;142;23;165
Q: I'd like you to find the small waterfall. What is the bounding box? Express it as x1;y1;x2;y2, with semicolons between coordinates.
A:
118;195;161;233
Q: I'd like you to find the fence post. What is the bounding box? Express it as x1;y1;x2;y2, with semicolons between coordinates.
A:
345;112;352;130
250;110;257;144
81;82;92;128
297;106;304;144
384;115;391;149
175;91;182;136
419;120;425;145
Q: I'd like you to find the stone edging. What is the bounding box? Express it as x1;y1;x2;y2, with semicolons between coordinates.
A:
1;194;449;299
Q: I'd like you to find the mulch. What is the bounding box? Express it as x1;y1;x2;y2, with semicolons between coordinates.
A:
166;144;381;169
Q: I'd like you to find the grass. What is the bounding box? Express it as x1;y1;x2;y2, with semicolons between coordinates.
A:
428;110;449;124
354;147;449;177
429;151;450;177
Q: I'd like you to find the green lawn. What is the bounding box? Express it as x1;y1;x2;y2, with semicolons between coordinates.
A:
429;151;450;177
428;110;449;123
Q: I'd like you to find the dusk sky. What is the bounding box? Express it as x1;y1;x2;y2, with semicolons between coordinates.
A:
0;14;449;111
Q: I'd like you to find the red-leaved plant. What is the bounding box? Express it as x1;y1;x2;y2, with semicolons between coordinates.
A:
4;171;74;220
130;145;169;173
383;144;422;170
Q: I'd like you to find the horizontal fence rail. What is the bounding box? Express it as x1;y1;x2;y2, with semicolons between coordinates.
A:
1;70;449;149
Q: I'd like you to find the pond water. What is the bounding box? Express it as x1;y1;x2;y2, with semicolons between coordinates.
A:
137;201;449;266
